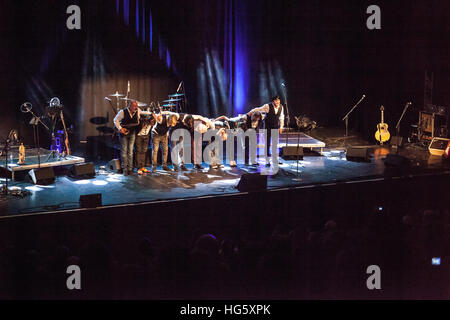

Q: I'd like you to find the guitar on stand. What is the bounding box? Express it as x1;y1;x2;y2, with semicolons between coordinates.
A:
375;106;390;145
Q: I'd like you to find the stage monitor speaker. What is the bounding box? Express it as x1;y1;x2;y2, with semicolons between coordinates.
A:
107;159;121;173
428;137;450;156
384;154;409;167
237;173;267;192
79;193;102;208
28;167;55;185
281;146;304;160
346;147;370;162
69;163;96;179
390;136;403;147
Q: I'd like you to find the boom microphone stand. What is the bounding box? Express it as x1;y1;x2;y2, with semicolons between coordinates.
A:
342;94;366;142
393;102;412;150
1;137;11;195
21;102;49;168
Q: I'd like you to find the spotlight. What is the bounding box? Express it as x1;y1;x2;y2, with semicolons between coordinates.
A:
432;257;441;266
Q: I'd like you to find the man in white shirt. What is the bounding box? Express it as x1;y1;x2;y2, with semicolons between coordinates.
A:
113;101;155;175
249;95;284;166
136;115;156;175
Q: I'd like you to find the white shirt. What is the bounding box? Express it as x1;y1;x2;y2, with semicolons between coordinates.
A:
250;103;285;129
113;108;153;131
137;121;153;136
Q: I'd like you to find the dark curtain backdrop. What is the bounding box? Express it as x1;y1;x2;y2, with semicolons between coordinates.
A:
149;0;450;139
10;0;178;146
1;0;449;147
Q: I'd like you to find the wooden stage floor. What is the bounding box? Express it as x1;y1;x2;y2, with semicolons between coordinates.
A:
1;139;449;218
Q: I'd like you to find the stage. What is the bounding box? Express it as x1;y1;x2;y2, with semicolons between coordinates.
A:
1;128;449;218
0;148;85;181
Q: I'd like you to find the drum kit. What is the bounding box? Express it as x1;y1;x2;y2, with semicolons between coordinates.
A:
107;90;185;113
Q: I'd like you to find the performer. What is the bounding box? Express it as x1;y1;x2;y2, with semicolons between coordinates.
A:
206;119;229;169
249;96;284;166
136;115;156;175
216;111;263;166
151;113;179;172
113;100;155;175
165;111;192;172
191;114;215;169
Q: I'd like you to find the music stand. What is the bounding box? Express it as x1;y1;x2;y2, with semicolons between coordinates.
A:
281;84;290;145
393;102;412;150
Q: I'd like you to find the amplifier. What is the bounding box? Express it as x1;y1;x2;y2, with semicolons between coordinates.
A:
428;137;450;156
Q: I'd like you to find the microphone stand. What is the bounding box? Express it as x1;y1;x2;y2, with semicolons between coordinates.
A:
104;98;118;115
393;102;412;151
181;82;187;113
291;128;302;182
2;138;10;195
342;95;365;144
281;84;290;148
395;102;412;140
28;112;49;169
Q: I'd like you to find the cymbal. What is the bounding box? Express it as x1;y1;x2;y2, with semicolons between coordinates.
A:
110;93;125;97
162;104;177;107
163;99;181;103
96;126;115;134
168;93;184;98
120;97;133;101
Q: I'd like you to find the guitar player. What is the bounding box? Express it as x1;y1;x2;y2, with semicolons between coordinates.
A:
113;100;156;175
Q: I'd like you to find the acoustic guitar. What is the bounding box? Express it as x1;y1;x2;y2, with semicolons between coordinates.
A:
119;106;158;136
444;141;450;159
375;106;390;144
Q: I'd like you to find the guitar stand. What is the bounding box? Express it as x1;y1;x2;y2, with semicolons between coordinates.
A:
1;138;11;196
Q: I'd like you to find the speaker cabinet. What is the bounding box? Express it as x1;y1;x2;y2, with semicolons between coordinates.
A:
28;167;55;185
384;154;409;167
346;147;370;162
69;163;96;179
79;193;102;208
237;173;267;192
107;159;121;173
428;137;450;156
281;146;304;160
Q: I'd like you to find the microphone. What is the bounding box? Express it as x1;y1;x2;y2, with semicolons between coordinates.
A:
362;94;366;99
281;82;285;87
176;81;183;93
